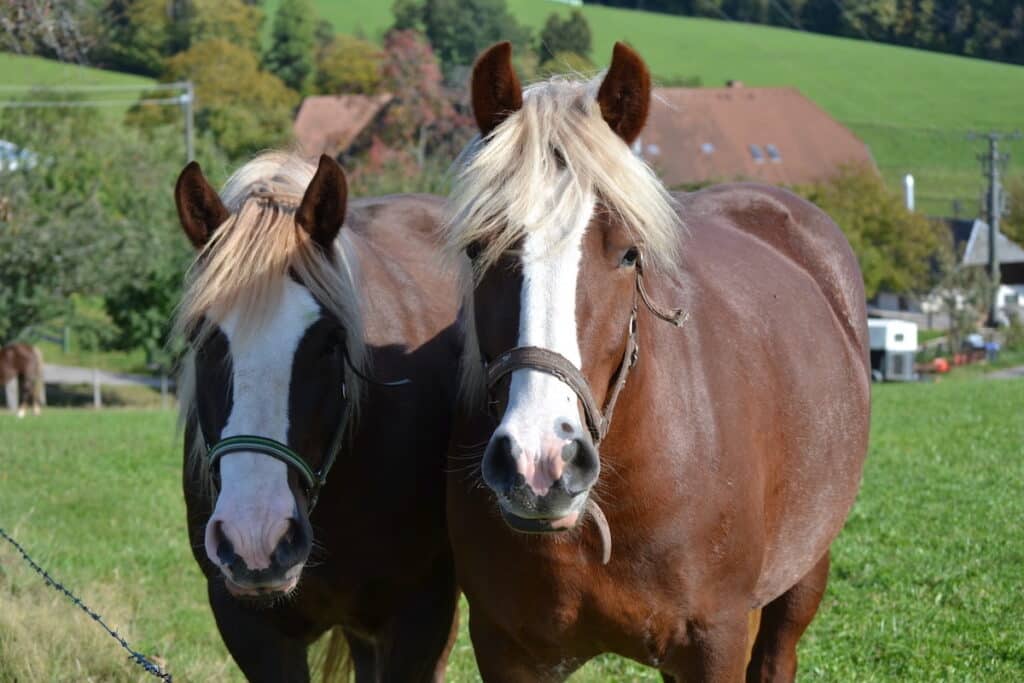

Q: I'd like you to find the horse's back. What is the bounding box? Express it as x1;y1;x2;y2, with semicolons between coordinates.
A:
678;183;868;366
672;183;870;604
344;194;457;347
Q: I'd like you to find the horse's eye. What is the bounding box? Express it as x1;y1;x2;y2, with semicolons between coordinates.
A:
466;241;482;261
620;247;640;268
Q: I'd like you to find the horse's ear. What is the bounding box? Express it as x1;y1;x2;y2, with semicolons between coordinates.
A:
471;41;523;136
296;154;348;251
596;42;651;145
175;161;229;250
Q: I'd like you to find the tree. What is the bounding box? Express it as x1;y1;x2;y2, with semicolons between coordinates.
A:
391;0;532;77
316;35;384;94
538;10;592;62
0;0;96;62
164;38;299;158
0;97;190;347
264;0;317;93
187;0;264;53
1003;175;1024;247
539;50;596;77
797;165;946;298
94;0;180;76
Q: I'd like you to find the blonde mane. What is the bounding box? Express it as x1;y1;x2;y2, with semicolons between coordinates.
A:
443;73;685;405
174;151;366;479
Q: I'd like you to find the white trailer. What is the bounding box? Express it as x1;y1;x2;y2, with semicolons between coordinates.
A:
867;319;918;381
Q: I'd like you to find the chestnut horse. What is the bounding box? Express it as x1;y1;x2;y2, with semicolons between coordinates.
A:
1;342;44;417
173;152;461;681
443;43;870;681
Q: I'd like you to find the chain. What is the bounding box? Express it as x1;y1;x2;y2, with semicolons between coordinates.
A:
0;527;173;682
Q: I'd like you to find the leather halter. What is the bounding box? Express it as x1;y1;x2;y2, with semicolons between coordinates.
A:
484;253;686;445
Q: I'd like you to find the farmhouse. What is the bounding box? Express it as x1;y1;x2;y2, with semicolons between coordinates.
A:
634;85;876;187
960;218;1024;315
292;93;393;158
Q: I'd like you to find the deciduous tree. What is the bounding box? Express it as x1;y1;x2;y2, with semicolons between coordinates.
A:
316;35;384;94
264;0;317;93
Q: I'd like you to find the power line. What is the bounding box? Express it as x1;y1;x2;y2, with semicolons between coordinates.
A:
0;96;184;108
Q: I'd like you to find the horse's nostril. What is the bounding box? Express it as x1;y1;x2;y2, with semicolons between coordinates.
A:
561;439;579;463
482;435;522;495
210;521;237;566
272;518;311;571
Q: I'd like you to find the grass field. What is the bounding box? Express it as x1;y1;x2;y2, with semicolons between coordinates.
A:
0;53;154;89
1;374;1022;680
276;0;1024;215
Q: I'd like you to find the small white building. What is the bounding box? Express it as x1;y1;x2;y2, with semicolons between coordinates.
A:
868;318;918;381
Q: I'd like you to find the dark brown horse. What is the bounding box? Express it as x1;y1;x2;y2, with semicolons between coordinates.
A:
443;43;870;681
1;342;44;417
173;151;462;681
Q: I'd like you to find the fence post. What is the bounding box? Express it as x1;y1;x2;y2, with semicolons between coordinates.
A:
160;374;168;410
92;368;101;409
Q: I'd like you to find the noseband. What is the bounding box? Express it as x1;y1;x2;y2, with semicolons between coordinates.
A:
203;385;351;512
200;348;410;511
484;253;686;446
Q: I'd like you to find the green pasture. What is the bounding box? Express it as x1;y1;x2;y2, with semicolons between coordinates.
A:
0;53;154;88
1;375;1022;680
289;0;1024;215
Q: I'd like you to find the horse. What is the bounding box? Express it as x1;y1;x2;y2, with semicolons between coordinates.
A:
173;151;462;681
442;42;870;681
0;342;44;417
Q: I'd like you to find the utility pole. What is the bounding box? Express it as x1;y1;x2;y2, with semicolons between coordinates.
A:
181;81;195;164
969;131;1022;327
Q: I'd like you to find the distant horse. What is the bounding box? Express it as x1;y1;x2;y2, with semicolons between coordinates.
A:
443;42;870;681
173;152;462;681
1;342;44;417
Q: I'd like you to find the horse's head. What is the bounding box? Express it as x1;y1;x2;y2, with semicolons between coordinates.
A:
174;153;363;599
448;43;681;534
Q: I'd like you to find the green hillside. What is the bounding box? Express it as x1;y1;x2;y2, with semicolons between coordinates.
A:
296;0;1024;215
0;52;153;87
0;53;156;121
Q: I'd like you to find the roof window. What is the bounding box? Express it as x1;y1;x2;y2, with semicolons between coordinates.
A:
749;144;765;163
766;144;782;162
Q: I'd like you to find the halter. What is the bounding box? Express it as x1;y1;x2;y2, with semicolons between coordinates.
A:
202;384;350;512
484;253;685;446
200;348;409;512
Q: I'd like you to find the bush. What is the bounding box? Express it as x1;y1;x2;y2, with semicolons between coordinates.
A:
796;165;948;299
538;10;592;62
316;35;384;95
163;39;299;159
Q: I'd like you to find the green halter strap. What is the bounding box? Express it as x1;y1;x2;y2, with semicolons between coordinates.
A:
203;403;351;511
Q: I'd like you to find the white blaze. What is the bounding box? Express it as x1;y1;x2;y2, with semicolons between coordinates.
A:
493;192;596;494
204;279;320;569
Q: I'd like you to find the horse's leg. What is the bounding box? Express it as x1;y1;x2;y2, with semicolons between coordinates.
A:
207;581;311;683
468;609;577;683
660;609;755;682
375;554;459;682
15;374;26;418
746;551;830;683
661;609;761;682
345;633;376;683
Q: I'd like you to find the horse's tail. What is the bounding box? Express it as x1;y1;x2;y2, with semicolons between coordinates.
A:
31;345;45;406
313;626;351;681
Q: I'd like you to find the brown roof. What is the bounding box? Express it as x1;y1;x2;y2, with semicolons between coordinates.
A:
636;87;875;187
292;94;393;157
